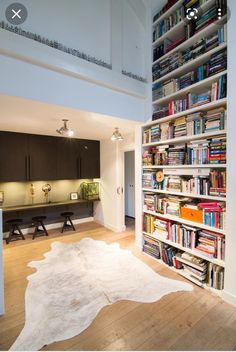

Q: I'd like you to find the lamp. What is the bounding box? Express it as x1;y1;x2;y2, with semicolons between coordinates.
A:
111;127;124;141
56;119;74;137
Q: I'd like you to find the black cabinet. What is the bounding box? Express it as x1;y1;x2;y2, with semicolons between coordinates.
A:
78;140;100;179
28;134;58;181
0;132;29;182
57;138;79;179
0;132;100;182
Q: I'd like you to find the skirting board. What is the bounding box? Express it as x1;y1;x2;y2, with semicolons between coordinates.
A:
222;290;236;307
3;217;94;238
94;219;126;233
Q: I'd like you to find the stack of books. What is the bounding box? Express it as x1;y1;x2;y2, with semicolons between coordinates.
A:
208;136;227;164
204;107;226;132
153;0;180;23
176;252;208;285
143;214;155;234
211;74;227;101
186;112;204;135
208;49;227;77
143;234;161;259
209;169;226;197
187;139;209;165
153;145;169;165
151;125;161;142
169;224;198;249
167;175;182;192
195;230;225;260
152;83;163;101
161;121;174;140
152;52;182;81
144;193;157;212
190;91;211;108
208;263;224;290
152;106;169;120
166;196;186;216
142;150;153;166
195;6;217;33
176;71;195;90
143;128;151;144
182;175;210;195
154;218;171;239
162;245;179;267
142;170;157;188
163;79;176;96
198;201;226;229
173;116;187;137
168;144;186;165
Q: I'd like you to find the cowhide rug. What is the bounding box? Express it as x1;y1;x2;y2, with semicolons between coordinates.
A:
10;238;192;351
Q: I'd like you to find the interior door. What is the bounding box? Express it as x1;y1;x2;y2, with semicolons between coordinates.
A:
125;151;135;218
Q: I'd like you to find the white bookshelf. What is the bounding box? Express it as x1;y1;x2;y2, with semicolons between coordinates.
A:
140;0;227;291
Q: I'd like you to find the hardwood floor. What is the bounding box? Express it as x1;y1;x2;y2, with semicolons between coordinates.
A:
1;220;236;351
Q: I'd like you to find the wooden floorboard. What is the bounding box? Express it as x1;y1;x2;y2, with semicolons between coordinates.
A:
0;220;236;351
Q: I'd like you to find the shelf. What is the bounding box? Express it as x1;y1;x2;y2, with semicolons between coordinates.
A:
152;0;183;28
153;43;227;84
143;231;225;267
152;15;227;64
143;99;227;127
143;164;227;169
143;209;226;234
152;70;227;105
152;21;185;48
142;130;227;147
142;251;223;295
142;188;226;202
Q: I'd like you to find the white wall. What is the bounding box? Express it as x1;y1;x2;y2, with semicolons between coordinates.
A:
0;210;4;315
222;0;236;306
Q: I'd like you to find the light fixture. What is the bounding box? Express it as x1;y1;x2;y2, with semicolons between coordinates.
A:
111;127;124;141
56;119;74;137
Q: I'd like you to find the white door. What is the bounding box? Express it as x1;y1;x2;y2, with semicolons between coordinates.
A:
125;151;135;218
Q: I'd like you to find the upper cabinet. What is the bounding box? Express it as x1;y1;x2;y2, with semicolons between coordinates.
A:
0;132;100;182
0;131;29;182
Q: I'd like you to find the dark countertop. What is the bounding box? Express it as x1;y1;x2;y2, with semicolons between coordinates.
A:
1;199;100;212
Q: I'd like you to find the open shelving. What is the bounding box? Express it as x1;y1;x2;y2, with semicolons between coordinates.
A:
140;0;228;292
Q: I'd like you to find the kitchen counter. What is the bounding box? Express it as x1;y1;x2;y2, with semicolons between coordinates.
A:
2;199;99;212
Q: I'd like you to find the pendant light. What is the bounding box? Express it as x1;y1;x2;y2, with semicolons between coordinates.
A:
111;127;124;141
56;119;74;137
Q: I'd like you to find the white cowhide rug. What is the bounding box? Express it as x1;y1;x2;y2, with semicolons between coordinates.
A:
10;238;192;351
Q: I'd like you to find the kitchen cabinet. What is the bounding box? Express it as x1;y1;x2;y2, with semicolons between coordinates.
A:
57;137;79;179
0;131;29;182
78;139;100;179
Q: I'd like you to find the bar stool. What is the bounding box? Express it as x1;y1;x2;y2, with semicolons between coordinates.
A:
5;219;25;244
32;216;48;240
61;212;75;233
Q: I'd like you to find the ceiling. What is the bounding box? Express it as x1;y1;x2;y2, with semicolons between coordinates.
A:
151;0;167;15
0;96;139;140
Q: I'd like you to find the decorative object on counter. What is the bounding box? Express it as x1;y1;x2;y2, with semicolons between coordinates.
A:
61;212;75;233
56;119;74;138
81;182;100;200
0;191;4;203
29;183;35;204
70;192;79;201
5;218;25;244
111;127;124;141
42;184;51;203
0;21;112;70
10;238;192;351
32;216;48;240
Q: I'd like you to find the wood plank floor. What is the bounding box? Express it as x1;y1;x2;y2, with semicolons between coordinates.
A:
1;220;236;351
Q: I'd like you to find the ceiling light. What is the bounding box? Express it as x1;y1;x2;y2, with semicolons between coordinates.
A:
111;127;124;141
56;119;74;137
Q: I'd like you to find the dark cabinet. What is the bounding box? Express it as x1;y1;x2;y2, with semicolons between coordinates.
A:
0;132;100;182
0;132;29;182
57;138;79;179
78;140;100;179
28;134;58;181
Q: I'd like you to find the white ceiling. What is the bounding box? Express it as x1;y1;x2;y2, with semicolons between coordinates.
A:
0;96;139;140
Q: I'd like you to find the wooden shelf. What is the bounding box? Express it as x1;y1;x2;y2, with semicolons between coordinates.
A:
152;70;227;105
142;130;227;147
143;209;226;234
142;188;226;202
143;164;227;169
153;43;227;84
143;231;225;267
143;99;227;127
152;15;227;62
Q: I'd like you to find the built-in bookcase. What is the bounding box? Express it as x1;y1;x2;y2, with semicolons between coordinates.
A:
140;0;227;294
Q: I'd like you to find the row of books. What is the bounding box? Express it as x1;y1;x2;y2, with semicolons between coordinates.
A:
143;193;226;229
153;0;180;23
153;26;226;79
152;50;227;101
143;234;224;289
152;6;184;42
144;107;226;144
152;75;227;120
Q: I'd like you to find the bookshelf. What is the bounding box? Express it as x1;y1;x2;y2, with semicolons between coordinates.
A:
140;0;228;292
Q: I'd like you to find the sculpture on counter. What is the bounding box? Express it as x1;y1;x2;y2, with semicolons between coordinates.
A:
29;183;35;204
42;184;51;203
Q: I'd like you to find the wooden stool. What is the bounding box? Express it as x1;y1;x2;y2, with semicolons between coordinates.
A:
5;219;25;244
32;216;48;240
61;212;75;233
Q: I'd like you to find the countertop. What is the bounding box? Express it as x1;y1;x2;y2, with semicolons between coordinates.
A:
1;199;99;212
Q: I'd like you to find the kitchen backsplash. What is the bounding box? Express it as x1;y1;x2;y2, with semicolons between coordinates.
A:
0;179;95;207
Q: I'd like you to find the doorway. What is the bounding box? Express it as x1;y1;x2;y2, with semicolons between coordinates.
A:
124;150;135;228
